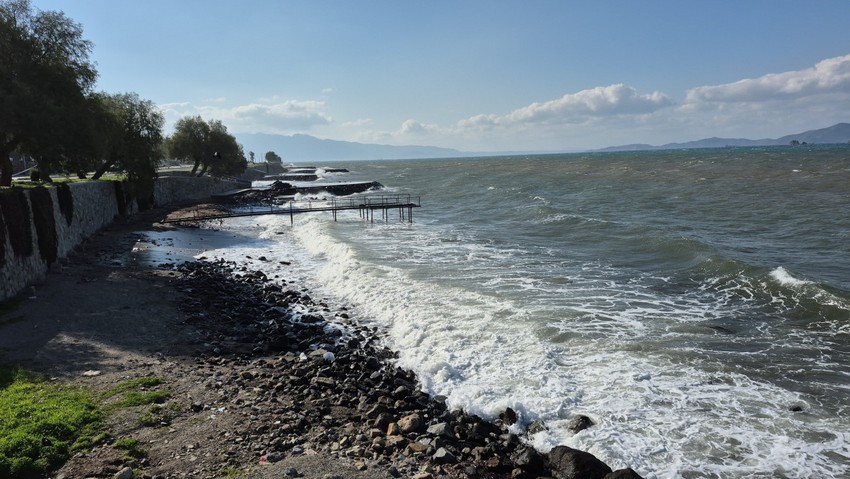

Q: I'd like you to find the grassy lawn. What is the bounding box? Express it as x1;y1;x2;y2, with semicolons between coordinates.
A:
0;366;103;478
0;366;170;478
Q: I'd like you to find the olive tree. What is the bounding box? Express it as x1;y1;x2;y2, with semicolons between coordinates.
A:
0;0;96;185
167;116;246;177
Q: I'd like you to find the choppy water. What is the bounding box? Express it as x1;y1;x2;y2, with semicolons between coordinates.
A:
202;146;850;478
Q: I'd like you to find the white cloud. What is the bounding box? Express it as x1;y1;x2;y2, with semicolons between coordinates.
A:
685;53;850;104
457;84;674;132
160;99;332;134
342;118;373;128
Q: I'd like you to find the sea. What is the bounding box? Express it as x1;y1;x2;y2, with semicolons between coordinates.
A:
194;146;850;478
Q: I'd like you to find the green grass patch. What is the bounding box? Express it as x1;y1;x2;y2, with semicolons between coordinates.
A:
113;437;147;460
220;466;242;477
100;376;170;412
0;365;104;479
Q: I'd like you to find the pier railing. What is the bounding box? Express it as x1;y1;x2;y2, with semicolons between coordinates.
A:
159;194;421;225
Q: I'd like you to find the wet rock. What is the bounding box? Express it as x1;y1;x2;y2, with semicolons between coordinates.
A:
604;468;645;479
511;445;546;474
500;407;518;426
527;419;548;434
568;414;594;433
548;445;612;479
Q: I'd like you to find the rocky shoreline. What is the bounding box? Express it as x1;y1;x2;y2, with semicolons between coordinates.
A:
167;257;644;479
1;205;647;479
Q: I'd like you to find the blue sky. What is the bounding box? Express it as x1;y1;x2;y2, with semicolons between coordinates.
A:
34;0;850;152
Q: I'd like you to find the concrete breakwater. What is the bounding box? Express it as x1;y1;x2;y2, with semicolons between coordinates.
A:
0;176;245;301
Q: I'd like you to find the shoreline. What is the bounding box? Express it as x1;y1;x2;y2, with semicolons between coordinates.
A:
0;205;643;479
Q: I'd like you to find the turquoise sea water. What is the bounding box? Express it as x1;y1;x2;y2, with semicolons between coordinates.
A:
205;146;850;478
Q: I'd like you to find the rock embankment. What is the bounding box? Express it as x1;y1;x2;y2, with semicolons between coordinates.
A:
174;259;644;479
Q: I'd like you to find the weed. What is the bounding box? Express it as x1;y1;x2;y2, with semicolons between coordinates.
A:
220;466;242;477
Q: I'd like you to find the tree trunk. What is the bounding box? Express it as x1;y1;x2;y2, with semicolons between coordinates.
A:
0;140;20;187
190;158;201;175
0;155;11;187
197;163;208;177
92;159;115;180
37;157;53;183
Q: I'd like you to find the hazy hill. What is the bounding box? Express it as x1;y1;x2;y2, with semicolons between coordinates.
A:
599;123;850;152
235;123;850;161
236;133;466;162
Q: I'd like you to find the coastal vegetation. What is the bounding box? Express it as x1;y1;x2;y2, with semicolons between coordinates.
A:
0;367;173;479
0;365;103;478
0;0;246;189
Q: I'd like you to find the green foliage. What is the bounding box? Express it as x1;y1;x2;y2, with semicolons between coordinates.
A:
0;365;104;479
0;189;33;259
264;151;282;164
28;187;58;265
167;116;247;177
55;183;74;226
0;0;98;186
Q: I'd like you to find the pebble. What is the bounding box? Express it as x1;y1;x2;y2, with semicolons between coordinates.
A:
168;260;642;479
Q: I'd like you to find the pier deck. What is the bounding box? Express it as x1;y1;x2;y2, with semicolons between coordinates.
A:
160;194;421;225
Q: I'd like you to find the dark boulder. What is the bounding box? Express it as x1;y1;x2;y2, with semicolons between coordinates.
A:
604;467;645;479
547;445;612;479
568;414;595;433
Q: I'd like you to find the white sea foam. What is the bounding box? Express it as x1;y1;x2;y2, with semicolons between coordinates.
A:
769;266;812;287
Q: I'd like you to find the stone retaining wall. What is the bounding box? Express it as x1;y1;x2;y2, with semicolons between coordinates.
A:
0;176;243;301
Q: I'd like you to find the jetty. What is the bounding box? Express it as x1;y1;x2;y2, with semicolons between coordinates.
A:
160;194;421;225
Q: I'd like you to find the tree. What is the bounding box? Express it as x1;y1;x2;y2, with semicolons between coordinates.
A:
249;151;255;163
90;92;165;204
264;151;282;164
204;120;246;176
166;115;209;175
166;116;246;177
0;0;97;186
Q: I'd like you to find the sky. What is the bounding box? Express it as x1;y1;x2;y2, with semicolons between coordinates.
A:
32;0;850;152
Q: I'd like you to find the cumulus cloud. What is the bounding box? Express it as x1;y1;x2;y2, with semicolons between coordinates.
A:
685;53;850;104
457;84;673;132
161;99;332;134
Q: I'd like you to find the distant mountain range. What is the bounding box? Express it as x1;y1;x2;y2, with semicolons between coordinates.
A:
598;122;850;152
235;133;466;163
235;123;850;162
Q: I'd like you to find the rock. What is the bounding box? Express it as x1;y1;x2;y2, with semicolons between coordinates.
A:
568;415;594;433
604;468;645;479
432;447;457;464
397;413;424;434
500;407;518;425
113;467;134;479
548;445;612;479
426;422;454;438
511;445;546;473
527;419;548;434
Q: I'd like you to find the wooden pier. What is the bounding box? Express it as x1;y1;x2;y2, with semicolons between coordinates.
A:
160;194;421;226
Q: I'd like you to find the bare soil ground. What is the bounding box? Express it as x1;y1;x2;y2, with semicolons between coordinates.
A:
0;206;397;479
